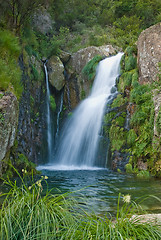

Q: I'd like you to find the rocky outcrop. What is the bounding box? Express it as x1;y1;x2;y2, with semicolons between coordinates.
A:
137;22;161;84
17;54;46;164
0;92;18;163
32;7;54;35
47;56;65;91
64;45;117;109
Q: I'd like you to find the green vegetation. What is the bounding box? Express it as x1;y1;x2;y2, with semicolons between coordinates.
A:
0;29;22;99
0;173;161;239
50;95;56;111
82;55;103;82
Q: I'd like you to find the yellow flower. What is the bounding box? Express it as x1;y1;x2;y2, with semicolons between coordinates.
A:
44;176;48;180
123;194;131;203
22;169;24;172
28;186;32;190
36;180;42;188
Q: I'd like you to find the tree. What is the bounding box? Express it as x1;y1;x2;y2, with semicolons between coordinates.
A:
0;0;44;34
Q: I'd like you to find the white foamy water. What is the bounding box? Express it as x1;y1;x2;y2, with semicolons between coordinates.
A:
40;53;123;170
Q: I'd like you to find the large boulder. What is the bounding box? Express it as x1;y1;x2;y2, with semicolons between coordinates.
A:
32;7;54;35
67;45;116;75
64;45;117;109
0;92;18;164
47;56;65;91
137;22;161;84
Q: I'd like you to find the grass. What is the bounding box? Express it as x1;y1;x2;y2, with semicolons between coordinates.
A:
0;168;161;239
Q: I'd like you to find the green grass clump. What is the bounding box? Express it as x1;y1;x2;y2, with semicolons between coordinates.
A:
0;170;161;239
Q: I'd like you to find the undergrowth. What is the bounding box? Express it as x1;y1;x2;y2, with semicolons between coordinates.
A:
0;167;161;239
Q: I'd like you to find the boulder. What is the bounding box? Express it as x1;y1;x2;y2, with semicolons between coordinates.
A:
32;7;54;35
67;45;116;75
137;22;161;84
0;92;18;162
47;56;65;91
64;45;117;110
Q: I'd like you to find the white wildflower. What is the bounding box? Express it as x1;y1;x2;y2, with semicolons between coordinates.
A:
123;194;131;203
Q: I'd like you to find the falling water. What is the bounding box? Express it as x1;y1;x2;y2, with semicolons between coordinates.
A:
44;62;52;161
55;91;64;140
39;53;123;170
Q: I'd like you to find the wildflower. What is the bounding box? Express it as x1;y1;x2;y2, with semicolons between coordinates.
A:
123;194;131;203
36;180;42;188
22;169;24;172
28;186;32;190
44;176;48;180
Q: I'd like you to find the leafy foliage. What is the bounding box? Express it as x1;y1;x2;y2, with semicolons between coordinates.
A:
0;29;22;99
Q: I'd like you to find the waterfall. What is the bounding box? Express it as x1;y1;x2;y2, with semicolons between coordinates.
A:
55;91;64;140
44;62;52;161
39;53;123;170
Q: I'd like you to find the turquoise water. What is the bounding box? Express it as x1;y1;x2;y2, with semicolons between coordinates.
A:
40;169;161;215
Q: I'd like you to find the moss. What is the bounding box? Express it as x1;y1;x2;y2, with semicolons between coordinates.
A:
127;129;137;147
156;107;161;135
50;95;56;111
111;94;127;108
125;163;133;174
81;89;86;99
124;55;137;71
109;126;127;152
82;55;103;82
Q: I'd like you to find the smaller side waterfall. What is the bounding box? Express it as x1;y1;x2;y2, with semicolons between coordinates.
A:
44;62;52;161
55;91;64;140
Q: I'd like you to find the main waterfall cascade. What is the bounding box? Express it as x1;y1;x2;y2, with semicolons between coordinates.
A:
39;53;123;170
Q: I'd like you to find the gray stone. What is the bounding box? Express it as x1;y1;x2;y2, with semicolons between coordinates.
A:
0;92;18;162
64;45;117;109
47;56;65;91
32;7;54;35
137;22;161;84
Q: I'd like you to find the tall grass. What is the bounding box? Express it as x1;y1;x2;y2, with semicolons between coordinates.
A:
0;169;161;239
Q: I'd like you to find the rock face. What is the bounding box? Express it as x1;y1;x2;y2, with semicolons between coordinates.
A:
0;92;18;163
32;7;54;34
47;56;65;91
137;22;161;84
17;54;46;164
64;45;117;110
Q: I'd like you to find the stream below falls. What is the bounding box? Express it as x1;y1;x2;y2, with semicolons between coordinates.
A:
39;168;161;215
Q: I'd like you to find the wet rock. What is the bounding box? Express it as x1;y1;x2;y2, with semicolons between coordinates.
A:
64;45;117;110
59;51;71;64
0;92;18;164
47;56;65;91
137;22;161;84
